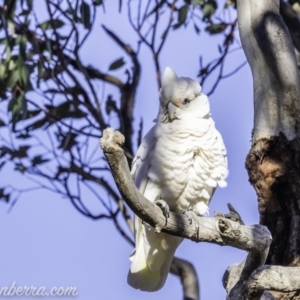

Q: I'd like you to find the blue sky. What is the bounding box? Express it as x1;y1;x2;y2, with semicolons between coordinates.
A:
0;1;258;299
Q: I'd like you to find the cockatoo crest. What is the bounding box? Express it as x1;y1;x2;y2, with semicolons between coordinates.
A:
159;67;209;123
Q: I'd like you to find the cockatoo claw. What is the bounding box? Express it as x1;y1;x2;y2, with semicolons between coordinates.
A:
214;203;244;225
183;210;200;237
154;199;170;222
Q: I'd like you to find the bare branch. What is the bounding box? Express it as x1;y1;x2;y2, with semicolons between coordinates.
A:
157;0;177;56
102;25;141;156
127;0;177;88
171;257;200;300
99;128;272;249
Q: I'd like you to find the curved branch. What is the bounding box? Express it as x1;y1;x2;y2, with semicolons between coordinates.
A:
171;257;200;300
99;127;272;252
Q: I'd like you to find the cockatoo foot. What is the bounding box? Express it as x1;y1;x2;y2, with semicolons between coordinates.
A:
214;203;244;225
154;199;170;222
183;210;199;237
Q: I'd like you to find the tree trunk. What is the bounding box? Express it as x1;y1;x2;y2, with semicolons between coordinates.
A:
238;0;300;298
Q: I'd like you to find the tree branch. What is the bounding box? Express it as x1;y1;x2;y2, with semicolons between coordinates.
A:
171;257;200;300
99;128;272;296
102;25;141;157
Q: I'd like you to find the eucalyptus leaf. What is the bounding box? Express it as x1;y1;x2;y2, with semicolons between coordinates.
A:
39;19;65;30
32;155;50;166
9;94;23;115
0;64;6;80
8;60;16;71
108;57;125;71
178;5;189;25
7;20;15;35
19;64;29;87
205;23;228;34
202;4;215;19
193;0;204;7
80;1;91;29
7;71;19;88
173;4;189;29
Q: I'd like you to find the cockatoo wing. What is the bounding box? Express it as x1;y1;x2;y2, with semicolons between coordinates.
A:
131;125;156;194
128;125;182;292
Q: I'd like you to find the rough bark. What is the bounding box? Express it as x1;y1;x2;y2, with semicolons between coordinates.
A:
246;136;300;266
236;0;300;298
228;265;300;300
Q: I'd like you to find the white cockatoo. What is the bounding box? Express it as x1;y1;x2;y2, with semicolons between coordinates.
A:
127;67;228;292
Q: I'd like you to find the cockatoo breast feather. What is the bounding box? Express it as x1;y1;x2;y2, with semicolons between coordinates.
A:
149;102;227;215
132;69;228;215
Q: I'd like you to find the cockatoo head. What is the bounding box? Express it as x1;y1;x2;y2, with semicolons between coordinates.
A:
159;67;210;123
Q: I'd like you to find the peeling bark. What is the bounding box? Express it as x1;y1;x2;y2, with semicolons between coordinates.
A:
246;136;300;266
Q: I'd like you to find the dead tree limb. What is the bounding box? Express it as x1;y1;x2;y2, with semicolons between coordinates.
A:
171;257;200;300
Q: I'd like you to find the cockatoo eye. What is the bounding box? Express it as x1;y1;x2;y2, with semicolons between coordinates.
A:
182;98;190;107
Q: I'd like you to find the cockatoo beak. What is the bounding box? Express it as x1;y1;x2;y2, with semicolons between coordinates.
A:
167;102;178;122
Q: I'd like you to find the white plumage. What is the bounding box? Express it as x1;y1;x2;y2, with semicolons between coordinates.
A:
127;67;228;291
